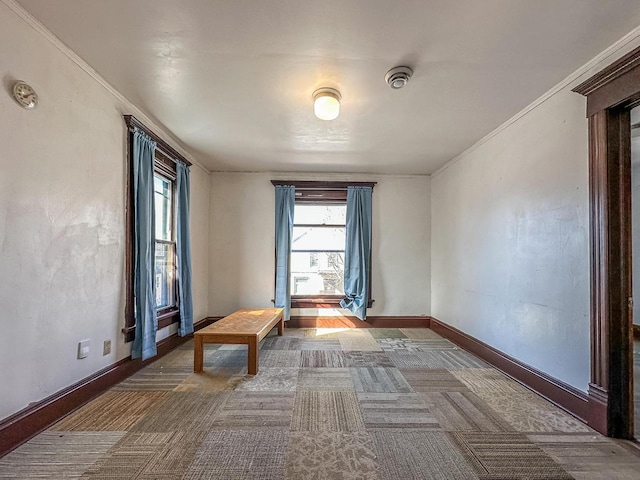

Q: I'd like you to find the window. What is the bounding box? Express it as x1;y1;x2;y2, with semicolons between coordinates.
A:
271;180;375;309
123;115;191;342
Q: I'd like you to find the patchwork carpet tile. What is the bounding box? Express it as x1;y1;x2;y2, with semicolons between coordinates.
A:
350;366;414;393
528;433;640;480
259;350;302;367
339;335;383;351
367;328;407;339
205;349;250;368
235;367;299;392
297;367;355;391
377;338;459;351
388;349;489;368
400;328;444;339
450;368;533;396
111;367;191;391
174;368;245;392
421;391;513;432
400;368;469;392
260;336;300;350
449;431;574;479
0;432;124;479
212;391;295;429
147;347;195;369
299;338;342;350
286;432;379;480
344;351;394;367
357;393;440;429
312;328;371;339
49;392;168;431
291;391;365;432
371;430;479;480
301;350;348;367
184;430;288;480
131;391;230;432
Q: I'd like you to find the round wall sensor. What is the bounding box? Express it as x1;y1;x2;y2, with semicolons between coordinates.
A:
385;66;413;89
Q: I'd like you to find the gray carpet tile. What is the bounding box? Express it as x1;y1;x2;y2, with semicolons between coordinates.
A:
388;349;489;368
286;432;379;480
357;393;440;429
344;351;394;367
371;430;479;480
301;350;349;367
297;367;355;391
184;430;288;480
111;367;191;391
449;431;574;479
235;367;299;391
212;391;295;429
350;366;414;393
377;338;459;351
0;432;124;479
368;328;408;339
400;368;469;392
400;328;445;339
339;335;383;351
260;336;301;350
299;338;342;350
291;391;365;432
259;350;302;367
204;349;250;368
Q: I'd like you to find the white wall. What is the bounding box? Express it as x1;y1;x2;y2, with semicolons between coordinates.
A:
208;173;431;318
431;34;640;392
0;3;210;420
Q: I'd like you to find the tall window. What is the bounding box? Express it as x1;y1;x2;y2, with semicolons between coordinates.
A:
153;173;176;313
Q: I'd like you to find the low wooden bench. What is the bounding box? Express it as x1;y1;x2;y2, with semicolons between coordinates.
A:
193;308;284;375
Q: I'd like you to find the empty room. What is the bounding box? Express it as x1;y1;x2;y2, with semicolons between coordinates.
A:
2;0;640;478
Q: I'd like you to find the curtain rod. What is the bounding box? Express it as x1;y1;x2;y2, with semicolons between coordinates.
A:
124;115;192;167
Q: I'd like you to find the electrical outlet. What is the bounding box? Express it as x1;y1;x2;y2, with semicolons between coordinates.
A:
77;339;90;359
103;340;112;356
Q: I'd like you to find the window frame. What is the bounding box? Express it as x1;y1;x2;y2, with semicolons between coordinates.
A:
271;180;376;309
123;115;191;342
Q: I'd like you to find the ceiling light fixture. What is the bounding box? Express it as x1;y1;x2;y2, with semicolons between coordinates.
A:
313;88;341;120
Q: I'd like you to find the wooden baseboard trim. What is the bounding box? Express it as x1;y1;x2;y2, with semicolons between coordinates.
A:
287;315;430;329
430;317;590;424
0;316;220;458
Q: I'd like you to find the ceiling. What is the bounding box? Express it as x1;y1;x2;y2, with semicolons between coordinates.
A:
16;0;640;174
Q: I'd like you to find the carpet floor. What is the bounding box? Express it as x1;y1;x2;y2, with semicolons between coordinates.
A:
2;327;640;479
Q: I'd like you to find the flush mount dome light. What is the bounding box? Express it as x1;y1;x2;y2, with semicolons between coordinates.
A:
313;87;341;120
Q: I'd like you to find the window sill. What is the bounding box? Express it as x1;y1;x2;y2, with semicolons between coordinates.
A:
122;309;180;343
271;297;375;309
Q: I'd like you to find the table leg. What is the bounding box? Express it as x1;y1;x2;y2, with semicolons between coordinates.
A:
277;317;284;336
194;336;204;373
248;336;259;375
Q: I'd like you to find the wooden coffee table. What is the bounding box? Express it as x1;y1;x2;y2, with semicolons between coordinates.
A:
193;308;284;375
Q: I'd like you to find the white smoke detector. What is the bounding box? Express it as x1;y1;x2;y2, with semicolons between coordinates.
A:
385;66;413;89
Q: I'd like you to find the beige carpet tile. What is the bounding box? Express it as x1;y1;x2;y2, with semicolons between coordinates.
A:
281;327;316;337
481;392;591;433
312;328;374;339
388;349;489;368
0;431;124;479
184;430;288;480
400;368;469;392
111;367;190;391
349;366;414;393
82;431;206;479
449;431;574;479
301;350;349;367
131;391;230;432
344;351;394;367
377;338;459;351
174;369;245;392
212;391;295;429
357;393;440;429
421;391;513;432
234;367;299;391
259;350;302;367
299;338;342;350
286;432;379;480
259;336;300;350
148;348;195;369
297;367;355;391
528;433;640;480
339;335;383;351
400;328;445;340
49;392;168;431
371;430;479;480
450;368;534;396
367;328;408;339
291;391;365;432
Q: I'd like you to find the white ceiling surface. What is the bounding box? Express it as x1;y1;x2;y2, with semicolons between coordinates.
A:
16;0;640;174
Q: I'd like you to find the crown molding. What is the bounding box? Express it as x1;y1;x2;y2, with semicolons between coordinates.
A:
432;24;640;178
1;0;210;175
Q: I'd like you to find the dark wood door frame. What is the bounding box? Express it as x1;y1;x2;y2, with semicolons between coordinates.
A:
573;45;640;438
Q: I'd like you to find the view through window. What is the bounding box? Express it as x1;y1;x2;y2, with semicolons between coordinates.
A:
154;174;176;311
291;204;346;296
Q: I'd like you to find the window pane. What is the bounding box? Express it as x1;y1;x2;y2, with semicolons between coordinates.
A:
291;251;344;295
292;227;345;251
154;175;172;241
155;242;175;309
294;204;346;225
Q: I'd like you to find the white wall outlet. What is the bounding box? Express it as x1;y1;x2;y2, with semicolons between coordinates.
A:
77;339;90;359
103;340;111;356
